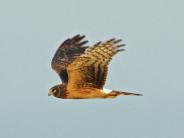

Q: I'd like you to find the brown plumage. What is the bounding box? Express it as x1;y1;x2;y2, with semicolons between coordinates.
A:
49;34;142;99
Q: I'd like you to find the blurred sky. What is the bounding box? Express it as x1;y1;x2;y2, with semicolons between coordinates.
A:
0;0;184;138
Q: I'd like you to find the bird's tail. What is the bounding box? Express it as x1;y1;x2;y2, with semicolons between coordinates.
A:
111;90;143;96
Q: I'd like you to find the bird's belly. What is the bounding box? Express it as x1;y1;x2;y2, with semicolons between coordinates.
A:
66;88;106;99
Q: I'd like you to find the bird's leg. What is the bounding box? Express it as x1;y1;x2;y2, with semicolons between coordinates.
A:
104;91;119;98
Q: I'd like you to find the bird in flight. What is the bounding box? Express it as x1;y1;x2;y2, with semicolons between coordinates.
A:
49;34;142;99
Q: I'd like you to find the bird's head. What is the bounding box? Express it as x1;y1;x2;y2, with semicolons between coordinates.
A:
48;84;65;98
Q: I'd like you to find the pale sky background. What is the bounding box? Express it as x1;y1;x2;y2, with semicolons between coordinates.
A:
0;0;184;138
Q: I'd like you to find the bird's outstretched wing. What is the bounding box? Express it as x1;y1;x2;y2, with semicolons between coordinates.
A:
51;34;89;83
67;38;125;90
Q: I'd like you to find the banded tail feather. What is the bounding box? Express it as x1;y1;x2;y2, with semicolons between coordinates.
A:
111;91;143;96
102;88;142;98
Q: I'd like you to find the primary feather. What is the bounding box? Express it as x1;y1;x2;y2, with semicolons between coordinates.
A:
51;34;88;83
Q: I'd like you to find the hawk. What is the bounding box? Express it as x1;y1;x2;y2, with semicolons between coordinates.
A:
49;34;142;99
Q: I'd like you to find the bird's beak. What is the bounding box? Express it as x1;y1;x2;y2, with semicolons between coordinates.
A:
48;93;51;96
48;90;52;96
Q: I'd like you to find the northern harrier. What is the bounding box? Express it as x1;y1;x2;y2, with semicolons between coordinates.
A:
49;35;142;99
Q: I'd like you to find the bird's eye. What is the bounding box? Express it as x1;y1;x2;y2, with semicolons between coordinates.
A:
52;89;57;93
